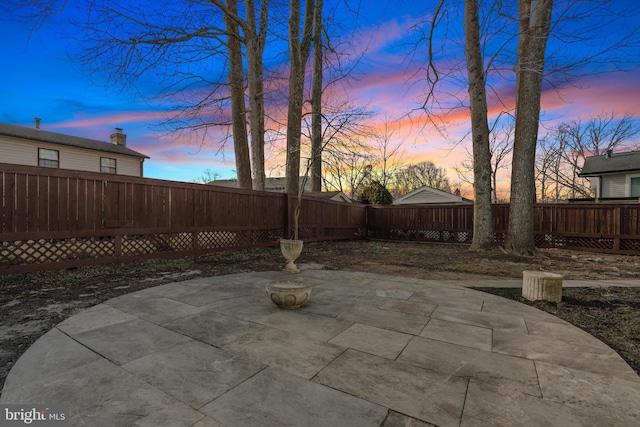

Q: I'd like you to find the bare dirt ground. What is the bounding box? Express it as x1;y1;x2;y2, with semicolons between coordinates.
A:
1;240;639;396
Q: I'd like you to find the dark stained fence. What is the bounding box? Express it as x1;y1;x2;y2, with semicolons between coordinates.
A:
0;164;366;274
366;205;475;243
532;203;640;253
367;203;640;255
3;163;640;275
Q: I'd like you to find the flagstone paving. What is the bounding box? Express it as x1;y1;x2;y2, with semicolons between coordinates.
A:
2;270;639;426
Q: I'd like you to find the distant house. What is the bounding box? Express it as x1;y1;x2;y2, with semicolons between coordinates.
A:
209;177;353;203
578;150;640;200
0;121;149;177
210;177;313;193
306;191;353;203
392;186;473;206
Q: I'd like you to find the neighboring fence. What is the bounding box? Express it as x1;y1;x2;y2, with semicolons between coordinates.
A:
366;203;640;255
2;163;640;275
532;203;640;254
0;164;366;274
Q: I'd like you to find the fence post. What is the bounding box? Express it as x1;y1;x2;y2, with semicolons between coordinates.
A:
614;206;621;252
114;234;122;261
283;193;291;239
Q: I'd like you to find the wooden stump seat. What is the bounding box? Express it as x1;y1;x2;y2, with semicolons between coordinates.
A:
522;271;563;303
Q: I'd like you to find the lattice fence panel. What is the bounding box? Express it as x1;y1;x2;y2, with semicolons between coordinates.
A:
198;231;242;249
1;237;115;265
122;233;192;255
294;227;316;240
534;234;554;246
563;237;614;250
251;229;282;245
494;232;506;245
620;239;640;252
324;227;364;238
385;229;472;243
455;232;473;243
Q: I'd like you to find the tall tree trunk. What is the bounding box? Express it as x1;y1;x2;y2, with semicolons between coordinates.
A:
310;0;323;192
224;0;252;189
464;0;495;251
246;0;268;191
285;0;315;195
506;0;553;254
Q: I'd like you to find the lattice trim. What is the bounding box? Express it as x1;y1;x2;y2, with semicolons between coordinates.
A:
0;237;115;265
251;229;282;244
122;233;192;255
198;231;242;249
620;239;640;251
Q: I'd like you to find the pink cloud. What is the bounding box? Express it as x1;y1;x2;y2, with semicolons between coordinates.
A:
47;110;170;130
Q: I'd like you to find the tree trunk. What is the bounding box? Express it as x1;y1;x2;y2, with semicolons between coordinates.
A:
246;0;268;191
464;0;495;251
506;0;553;254
285;0;315;194
310;0;323;192
224;0;252;189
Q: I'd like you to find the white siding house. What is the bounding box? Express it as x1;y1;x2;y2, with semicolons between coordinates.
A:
578;150;640;200
0;122;149;177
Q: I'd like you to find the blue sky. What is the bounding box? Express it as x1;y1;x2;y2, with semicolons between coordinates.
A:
1;0;639;190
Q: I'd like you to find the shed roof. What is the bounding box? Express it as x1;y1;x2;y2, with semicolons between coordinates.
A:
392;185;472;205
0;123;149;159
579;150;640;176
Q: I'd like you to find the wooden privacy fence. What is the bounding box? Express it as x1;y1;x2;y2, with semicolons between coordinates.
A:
0;164;366;274
366;203;640;254
2;163;640;275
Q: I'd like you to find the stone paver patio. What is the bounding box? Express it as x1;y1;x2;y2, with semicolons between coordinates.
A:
2;270;639;426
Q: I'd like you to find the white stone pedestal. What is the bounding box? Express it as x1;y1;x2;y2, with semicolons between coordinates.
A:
522;271;563;303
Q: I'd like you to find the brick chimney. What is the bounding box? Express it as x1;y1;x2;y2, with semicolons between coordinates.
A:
110;128;127;146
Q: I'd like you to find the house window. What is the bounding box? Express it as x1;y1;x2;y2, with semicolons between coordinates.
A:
38;148;59;168
100;157;117;174
631;177;640;197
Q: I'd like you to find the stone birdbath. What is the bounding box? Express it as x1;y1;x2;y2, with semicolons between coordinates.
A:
265;280;312;309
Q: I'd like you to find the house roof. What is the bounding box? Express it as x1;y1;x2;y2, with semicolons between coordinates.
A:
579;150;640;176
209;177;312;191
0;123;149;159
306;191;353;203
392;185;473;205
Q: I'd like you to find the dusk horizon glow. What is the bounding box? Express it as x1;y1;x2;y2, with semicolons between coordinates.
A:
1;0;639;198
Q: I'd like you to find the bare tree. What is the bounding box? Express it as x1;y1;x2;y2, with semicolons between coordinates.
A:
391;161;452;196
309;0;324;192
417;0;639;252
305;101;375;197
322;150;373;199
223;0;252;189
456;116;514;202
369;118;405;189
285;0;315;194
505;0;554;255
15;0;276;190
192;168;222;184
464;0;495;250
244;0;270;191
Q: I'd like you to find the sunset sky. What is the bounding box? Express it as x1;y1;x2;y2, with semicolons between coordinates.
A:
1;0;639;196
